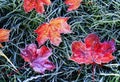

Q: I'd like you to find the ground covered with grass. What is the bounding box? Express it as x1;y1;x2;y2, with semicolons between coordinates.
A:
0;0;120;82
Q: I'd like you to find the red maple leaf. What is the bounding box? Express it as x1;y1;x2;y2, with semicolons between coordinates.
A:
35;17;71;46
0;28;10;48
65;0;82;11
20;43;55;73
23;0;51;14
70;33;116;65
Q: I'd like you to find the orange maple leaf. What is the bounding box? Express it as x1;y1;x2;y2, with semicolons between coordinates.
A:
23;0;51;14
0;29;10;48
65;0;82;11
35;17;71;46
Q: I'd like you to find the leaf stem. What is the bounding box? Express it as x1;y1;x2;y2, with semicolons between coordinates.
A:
92;64;95;82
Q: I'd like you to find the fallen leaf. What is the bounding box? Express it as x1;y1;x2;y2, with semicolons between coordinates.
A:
70;33;116;65
65;0;82;11
0;44;3;48
35;17;71;46
0;28;10;48
20;43;55;73
23;0;51;14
